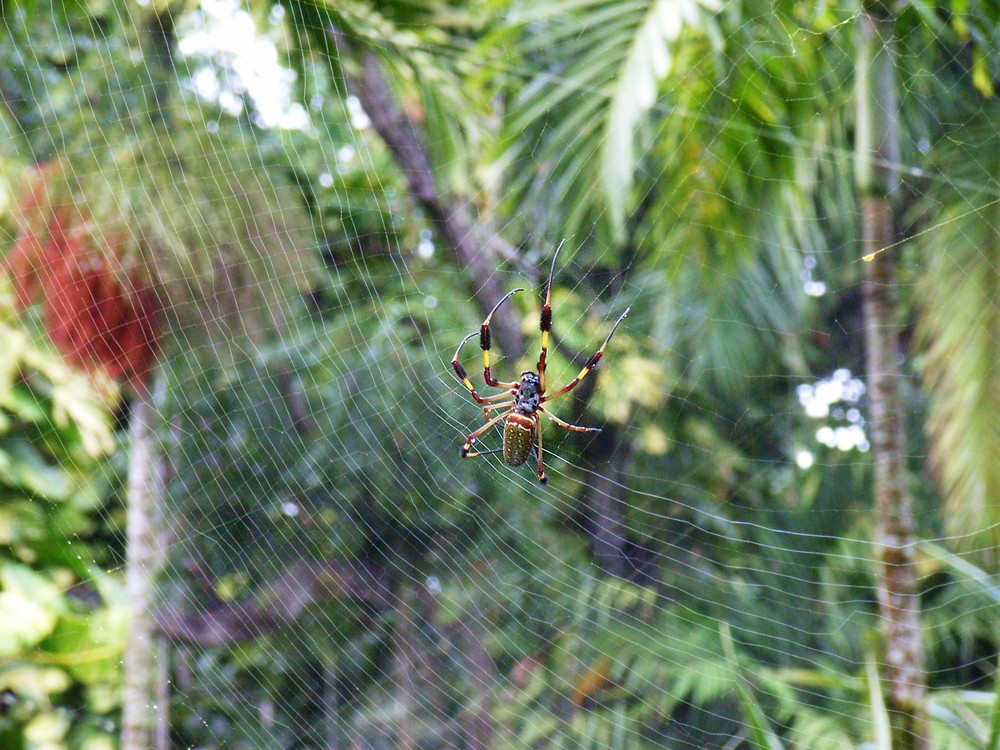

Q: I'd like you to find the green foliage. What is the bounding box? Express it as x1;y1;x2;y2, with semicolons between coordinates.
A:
2;0;318;350
490;534;1000;750
495;0;710;242
503;0;717;240
915;106;1000;564
0;280;122;750
297;0;493;197
5;1;1000;749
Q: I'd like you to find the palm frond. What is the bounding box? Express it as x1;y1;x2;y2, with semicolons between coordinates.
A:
603;0;713;235
915;109;1000;565
497;0;715;242
721;621;787;750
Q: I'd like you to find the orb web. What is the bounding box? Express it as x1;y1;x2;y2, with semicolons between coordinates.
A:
1;2;998;749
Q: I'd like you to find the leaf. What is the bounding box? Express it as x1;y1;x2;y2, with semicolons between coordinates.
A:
1;284;115;459
921;542;1000;610
928;696;989;747
499;0;713;242
0;439;72;499
720;622;786;750
603;0;707;236
990;676;1000;750
916;110;1000;564
0;500;47;545
0;563;61;654
865;658;892;750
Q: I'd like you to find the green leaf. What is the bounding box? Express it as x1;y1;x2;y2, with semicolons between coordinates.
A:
0;563;61;654
990;677;1000;750
720;622;786;750
0;439;72;499
40;609;122;684
0;500;47;545
921;542;1000;610
865;658;892;750
500;0;713;242
916;110;1000;565
603;0;710;236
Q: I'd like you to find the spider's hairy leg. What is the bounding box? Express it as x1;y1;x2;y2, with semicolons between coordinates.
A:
483;400;515;419
463;447;504;459
538;407;600;433
452;332;517;403
461;408;514;457
480;288;523;387
541;307;630;403
538;239;566;394
535;414;547;483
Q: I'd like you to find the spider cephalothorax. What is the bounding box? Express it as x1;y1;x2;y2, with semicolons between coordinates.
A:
451;242;629;483
514;371;541;414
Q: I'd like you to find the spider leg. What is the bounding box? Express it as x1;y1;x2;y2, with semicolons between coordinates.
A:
452;333;518;404
538;406;600;433
463;447;505;459
461;409;514;457
480;288;524;387
541;307;630;403
537;239;566;395
478;392;516;402
534;414;547;483
483;400;515;419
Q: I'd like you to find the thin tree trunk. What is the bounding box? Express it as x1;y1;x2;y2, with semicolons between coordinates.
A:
856;7;928;749
588;431;630;578
155;636;170;750
393;588;418;750
122;392;167;750
327;25;525;362
454;614;496;750
567;369;631;578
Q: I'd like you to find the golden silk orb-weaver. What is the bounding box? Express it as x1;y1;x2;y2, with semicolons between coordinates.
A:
451;242;630;483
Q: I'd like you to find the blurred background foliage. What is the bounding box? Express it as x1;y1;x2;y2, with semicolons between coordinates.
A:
0;278;121;750
1;0;999;748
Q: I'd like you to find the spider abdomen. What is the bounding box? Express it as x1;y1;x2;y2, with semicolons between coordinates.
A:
503;413;536;466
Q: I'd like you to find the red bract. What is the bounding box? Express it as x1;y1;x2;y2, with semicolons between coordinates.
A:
5;166;161;390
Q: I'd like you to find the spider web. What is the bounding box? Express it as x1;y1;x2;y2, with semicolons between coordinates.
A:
1;1;999;749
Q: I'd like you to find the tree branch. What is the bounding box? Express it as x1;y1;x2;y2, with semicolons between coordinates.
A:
155;559;390;646
328;25;526;361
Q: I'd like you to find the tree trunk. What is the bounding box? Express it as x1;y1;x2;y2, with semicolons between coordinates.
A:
392;588;419;750
568;371;631;578
856;7;928;749
587;430;630;578
327;25;525;362
121;392;167;750
454;614;496;750
155;636;170;750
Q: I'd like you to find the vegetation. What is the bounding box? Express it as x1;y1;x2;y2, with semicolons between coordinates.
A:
1;0;999;748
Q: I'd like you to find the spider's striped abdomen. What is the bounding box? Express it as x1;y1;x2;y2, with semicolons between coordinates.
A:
503;413;535;466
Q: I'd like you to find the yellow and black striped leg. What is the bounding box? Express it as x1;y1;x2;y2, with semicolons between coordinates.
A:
539;407;600;433
461;409;514;457
453;333;517;404
541;307;631;403
535;414;547;484
537;240;565;394
480;288;524;387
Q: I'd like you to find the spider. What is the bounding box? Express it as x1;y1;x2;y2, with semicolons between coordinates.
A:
451;242;629;483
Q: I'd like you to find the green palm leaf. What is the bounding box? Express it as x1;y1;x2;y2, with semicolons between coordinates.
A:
499;0;715;241
603;0;712;235
916;109;1000;565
